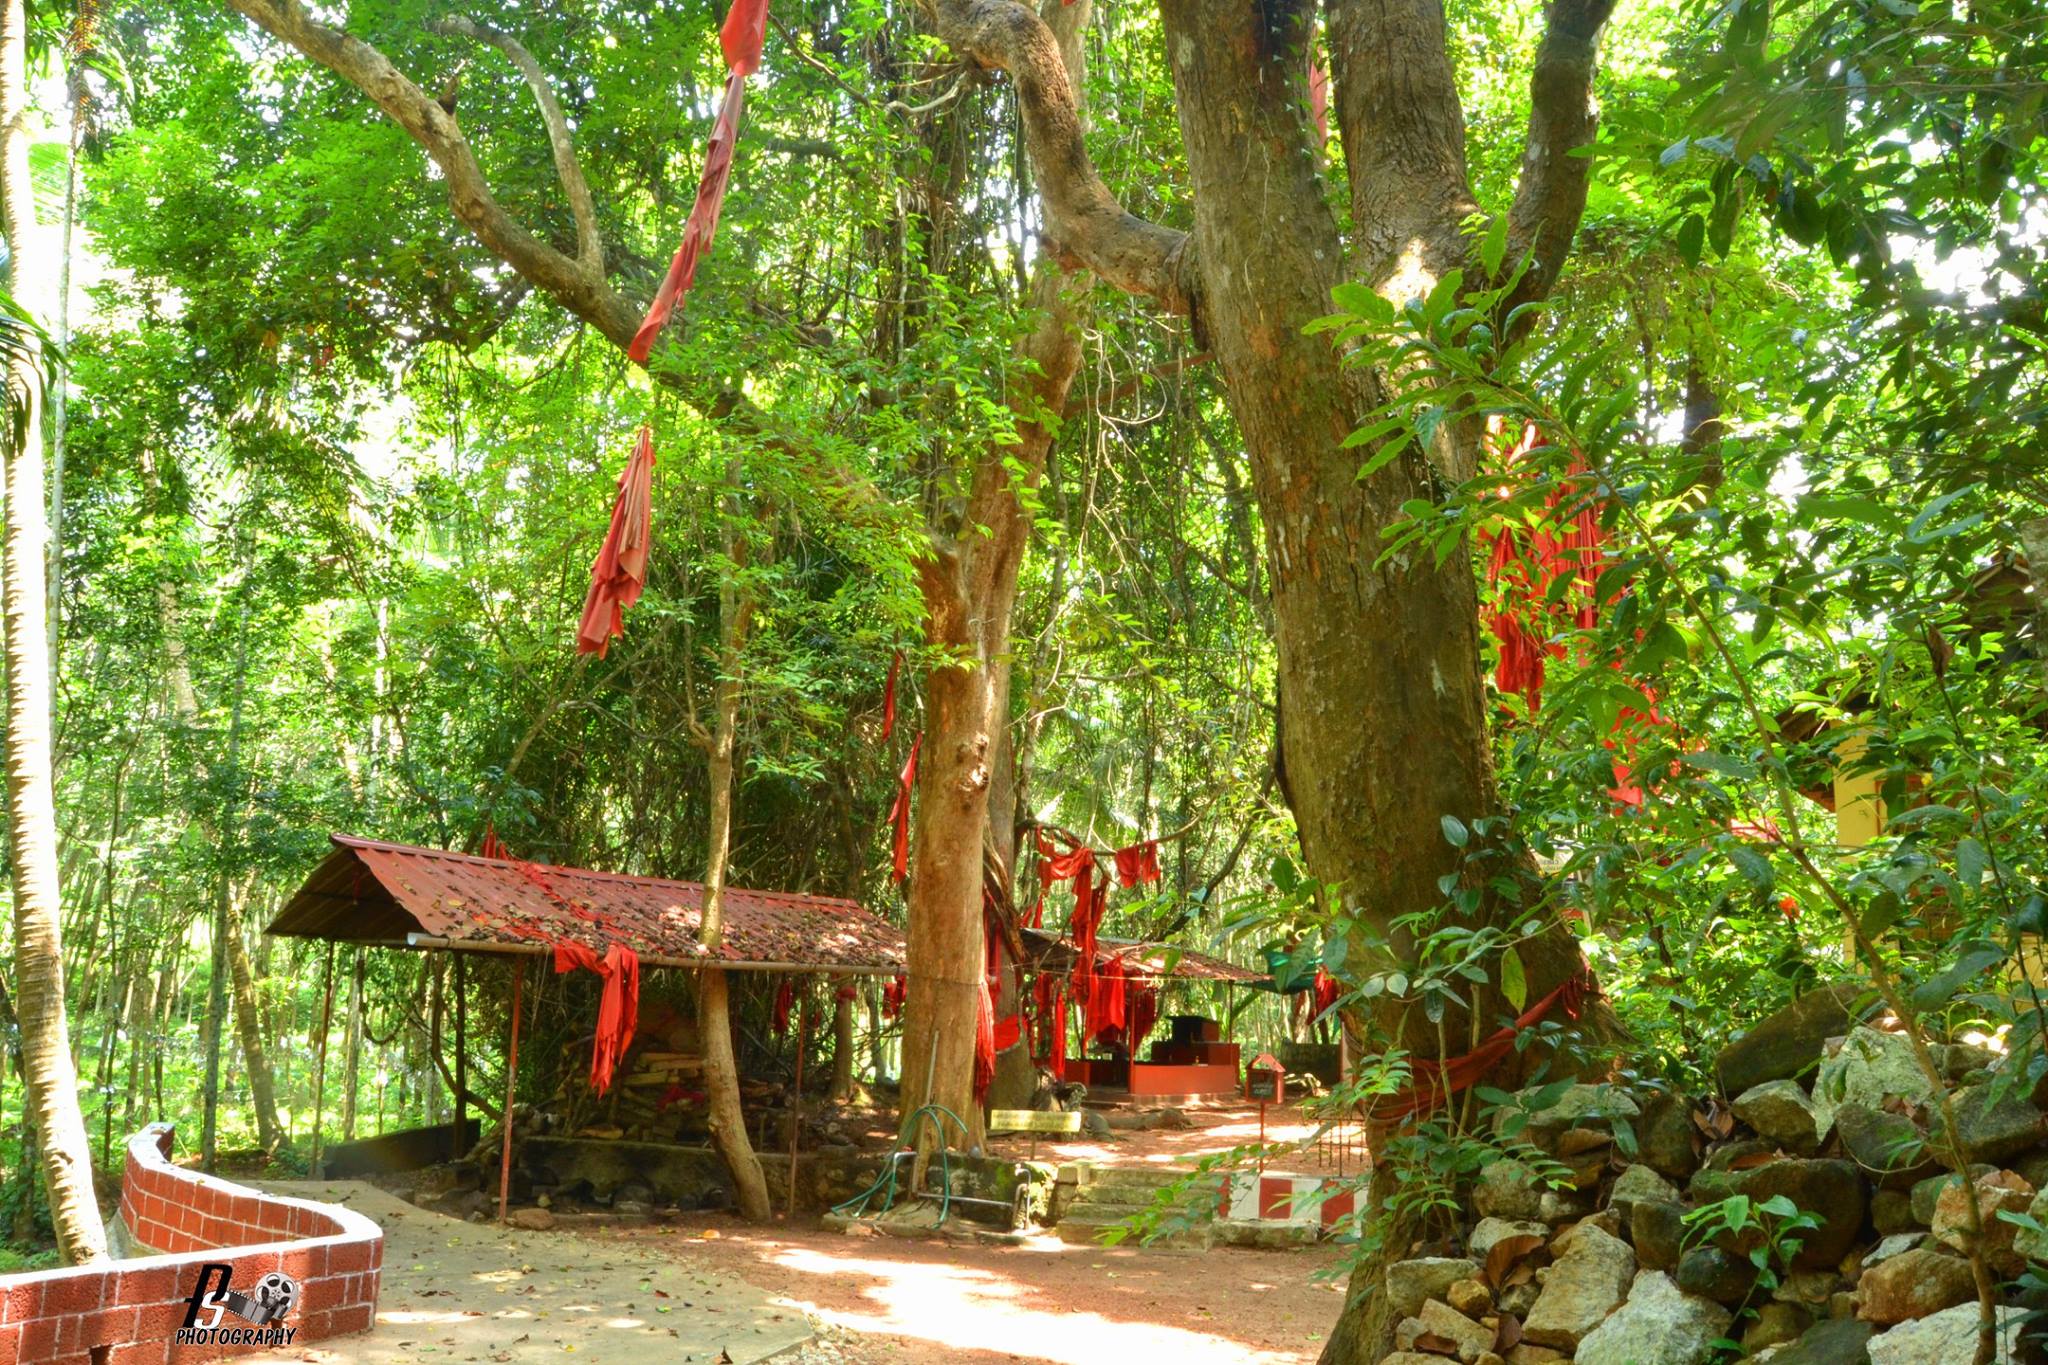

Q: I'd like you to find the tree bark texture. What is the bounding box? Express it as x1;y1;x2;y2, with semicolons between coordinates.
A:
0;0;109;1265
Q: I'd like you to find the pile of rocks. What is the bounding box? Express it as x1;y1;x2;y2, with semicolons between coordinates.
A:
1378;983;2043;1365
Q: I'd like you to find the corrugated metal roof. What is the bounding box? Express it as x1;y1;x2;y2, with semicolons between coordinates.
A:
267;835;907;972
1019;926;1266;984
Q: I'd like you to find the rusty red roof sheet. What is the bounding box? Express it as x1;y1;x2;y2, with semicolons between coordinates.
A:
267;835;906;972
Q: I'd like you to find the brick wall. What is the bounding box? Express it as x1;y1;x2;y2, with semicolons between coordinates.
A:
0;1125;383;1365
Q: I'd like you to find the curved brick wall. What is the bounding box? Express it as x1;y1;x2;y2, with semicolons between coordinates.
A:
0;1125;382;1364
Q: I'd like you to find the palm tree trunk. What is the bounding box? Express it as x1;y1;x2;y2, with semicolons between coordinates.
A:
0;0;108;1264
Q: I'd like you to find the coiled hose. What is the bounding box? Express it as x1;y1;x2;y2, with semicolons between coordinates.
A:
830;1103;974;1224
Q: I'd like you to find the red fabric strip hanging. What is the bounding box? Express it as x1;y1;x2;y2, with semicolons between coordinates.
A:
880;650;902;743
1368;968;1594;1123
1112;840;1161;888
576;425;657;657
626;0;771;362
888;731;922;883
883;972;906;1021
552;941;640;1095
479;824;509;861
973;977;997;1101
772;978;796;1034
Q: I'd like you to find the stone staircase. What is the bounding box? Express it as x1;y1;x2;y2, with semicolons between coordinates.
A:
1051;1164;1224;1248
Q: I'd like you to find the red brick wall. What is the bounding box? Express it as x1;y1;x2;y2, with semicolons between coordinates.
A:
0;1125;383;1365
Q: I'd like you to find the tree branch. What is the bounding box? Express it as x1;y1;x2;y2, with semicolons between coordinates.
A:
429;15;604;279
1504;0;1618;306
930;0;1196;315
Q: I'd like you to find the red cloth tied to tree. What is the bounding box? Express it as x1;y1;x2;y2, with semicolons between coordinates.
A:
772;978;796;1034
1125;976;1159;1052
1083;955;1127;1046
887;732;922;883
1032;975;1067;1069
479;824;509;861
576;425;657;658
626;0;770;362
1481;430;1609;709
553;941;640;1094
1369;967;1595;1123
1112;840;1161;888
882;972;906;1021
1311;965;1342;1020
880;650;902;742
973;977;997;1101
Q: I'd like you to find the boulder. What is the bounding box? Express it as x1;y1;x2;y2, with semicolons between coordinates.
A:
1742;1301;1811;1355
1538;1188;1593;1224
1767;1318;1877;1365
1855;1246;1975;1325
1734;1079;1825;1156
1608;1163;1682;1220
1496;1083;1640;1150
1474;1160;1546;1221
1676;1245;1757;1305
1910;1166;1995;1226
1833;1103;1937;1189
1522;1222;1636;1350
1717;982;1869;1096
506;1206;556;1231
1930;1168;2033;1274
1865;1301;2023;1365
1730;1158;1867;1269
1386;1257;1480;1320
2014;1184;2048;1264
1869;1189;1916;1234
1503;1348;1565;1365
1469;1216;1550;1261
1942;1082;2048;1165
1636;1089;1703;1181
1938;1042;2001;1083
1862;1231;1924;1267
1396;1299;1493;1364
1574;1270;1733;1365
1812;1028;1937;1139
1447;1278;1492;1318
1630;1198;1687;1272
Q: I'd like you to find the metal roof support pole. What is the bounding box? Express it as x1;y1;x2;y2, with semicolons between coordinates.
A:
498;958;524;1226
310;942;336;1179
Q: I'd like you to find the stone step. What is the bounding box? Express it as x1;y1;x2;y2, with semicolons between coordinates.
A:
1055;1214;1212;1249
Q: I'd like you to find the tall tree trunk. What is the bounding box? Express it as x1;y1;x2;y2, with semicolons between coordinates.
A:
225;884;283;1151
694;470;772;1223
0;0;109;1263
897;0;1093;1149
340;948;365;1140
828;990;856;1103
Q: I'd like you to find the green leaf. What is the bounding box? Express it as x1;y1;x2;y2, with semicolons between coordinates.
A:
1911;940;2006;1011
1441;814;1470;848
1500;947;1527;1013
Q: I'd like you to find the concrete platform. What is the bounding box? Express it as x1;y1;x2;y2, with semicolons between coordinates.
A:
246;1179;814;1364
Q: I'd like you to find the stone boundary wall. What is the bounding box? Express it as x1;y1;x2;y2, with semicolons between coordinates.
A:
0;1125;382;1364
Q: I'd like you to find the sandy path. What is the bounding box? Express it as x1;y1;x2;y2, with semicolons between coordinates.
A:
593;1215;1349;1365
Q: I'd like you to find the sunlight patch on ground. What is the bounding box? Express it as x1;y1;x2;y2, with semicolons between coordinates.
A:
764;1244;1307;1365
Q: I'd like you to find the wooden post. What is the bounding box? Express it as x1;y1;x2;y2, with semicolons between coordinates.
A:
454;953;468;1159
498;959;523;1225
786;993;806;1215
310;943;336;1179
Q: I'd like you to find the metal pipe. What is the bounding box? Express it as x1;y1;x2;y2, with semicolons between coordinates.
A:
498;959;524;1225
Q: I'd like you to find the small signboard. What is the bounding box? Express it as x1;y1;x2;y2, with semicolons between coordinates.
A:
1245;1052;1286;1104
989;1109;1084;1135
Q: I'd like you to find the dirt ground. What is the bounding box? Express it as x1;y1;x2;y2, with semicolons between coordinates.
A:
979;1098;1370;1177
594;1214;1348;1365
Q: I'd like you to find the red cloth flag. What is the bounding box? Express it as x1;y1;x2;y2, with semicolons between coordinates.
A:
626;0;771;362
880;650;902;742
888;731;922;883
1112;840;1161;888
973;977;997;1101
1369;969;1593;1123
553;941;640;1094
576;425;657;657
